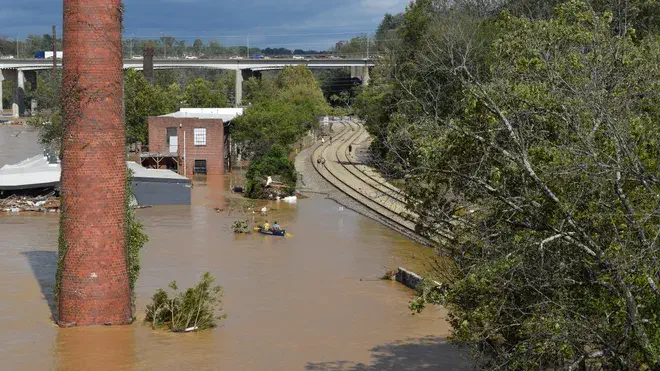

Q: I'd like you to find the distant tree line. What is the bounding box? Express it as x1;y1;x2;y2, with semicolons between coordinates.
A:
28;68;236;149
1;34;339;59
0;34;62;58
124;37;332;58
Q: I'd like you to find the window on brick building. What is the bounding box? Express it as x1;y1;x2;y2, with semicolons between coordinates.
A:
194;159;207;174
194;128;206;146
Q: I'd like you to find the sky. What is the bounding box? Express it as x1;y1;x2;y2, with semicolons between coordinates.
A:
0;0;410;50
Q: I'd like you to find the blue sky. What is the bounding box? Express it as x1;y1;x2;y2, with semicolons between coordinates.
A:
0;0;410;50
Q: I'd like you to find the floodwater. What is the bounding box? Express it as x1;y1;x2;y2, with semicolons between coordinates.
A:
0;126;467;370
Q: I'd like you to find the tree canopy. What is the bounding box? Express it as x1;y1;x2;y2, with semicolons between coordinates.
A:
233;65;329;198
357;0;660;368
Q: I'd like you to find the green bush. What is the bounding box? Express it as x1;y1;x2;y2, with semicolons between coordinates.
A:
144;272;227;332
244;144;297;198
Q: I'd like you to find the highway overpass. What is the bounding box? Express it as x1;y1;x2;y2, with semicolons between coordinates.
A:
0;58;374;71
0;58;374;117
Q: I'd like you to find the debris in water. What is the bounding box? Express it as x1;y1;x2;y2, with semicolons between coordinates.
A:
1;192;60;213
283;196;297;204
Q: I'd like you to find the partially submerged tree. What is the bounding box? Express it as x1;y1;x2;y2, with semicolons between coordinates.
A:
144;272;227;332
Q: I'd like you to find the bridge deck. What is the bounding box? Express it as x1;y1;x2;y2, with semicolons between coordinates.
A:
0;59;375;71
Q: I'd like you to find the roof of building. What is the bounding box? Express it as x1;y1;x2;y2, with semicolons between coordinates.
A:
161;108;244;122
127;161;189;182
0;154;190;191
0;154;60;190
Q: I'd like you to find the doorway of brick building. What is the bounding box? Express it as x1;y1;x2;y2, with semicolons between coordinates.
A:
194;159;207;175
167;127;178;153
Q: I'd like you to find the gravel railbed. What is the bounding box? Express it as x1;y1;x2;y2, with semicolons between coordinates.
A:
295;124;432;247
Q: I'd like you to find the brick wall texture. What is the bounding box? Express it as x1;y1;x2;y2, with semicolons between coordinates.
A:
59;0;131;326
148;116;225;176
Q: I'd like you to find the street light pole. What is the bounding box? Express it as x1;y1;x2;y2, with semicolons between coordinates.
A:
247;34;250;59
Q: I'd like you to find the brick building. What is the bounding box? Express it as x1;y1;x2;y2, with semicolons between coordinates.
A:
144;108;243;176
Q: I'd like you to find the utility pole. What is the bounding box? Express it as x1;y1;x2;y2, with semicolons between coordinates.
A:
366;34;370;59
16;35;19;58
52;25;57;78
247;34;250;59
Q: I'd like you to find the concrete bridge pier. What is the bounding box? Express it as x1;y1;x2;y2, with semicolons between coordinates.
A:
349;66;370;86
235;69;263;107
362;66;370;86
1;69;28;118
24;70;38;114
235;69;243;107
350;66;359;79
15;70;26;117
0;71;4;114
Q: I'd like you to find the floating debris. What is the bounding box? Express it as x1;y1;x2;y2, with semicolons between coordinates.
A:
1;192;60;213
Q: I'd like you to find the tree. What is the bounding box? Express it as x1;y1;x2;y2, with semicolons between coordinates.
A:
27;73;63;151
314;68;360;101
359;0;660;369
125;69;180;144
183;78;227;108
192;38;204;56
234;65;329;198
160;36;176;55
0;37;17;57
244;77;277;104
2;78;13;109
375;12;404;50
207;40;223;57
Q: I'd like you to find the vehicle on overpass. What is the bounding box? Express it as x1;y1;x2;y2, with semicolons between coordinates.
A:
249;55;265;60
292;55;305;60
34;51;63;59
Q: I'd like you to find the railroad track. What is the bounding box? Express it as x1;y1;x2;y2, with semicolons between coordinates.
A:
338;121;409;205
311;118;424;238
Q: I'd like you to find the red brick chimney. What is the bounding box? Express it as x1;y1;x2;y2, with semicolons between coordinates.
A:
59;0;131;326
143;46;155;84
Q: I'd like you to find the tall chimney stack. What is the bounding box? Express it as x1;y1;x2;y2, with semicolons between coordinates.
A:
143;46;154;84
59;0;131;326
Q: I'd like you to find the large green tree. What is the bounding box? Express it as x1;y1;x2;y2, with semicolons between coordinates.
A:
234;65;329;198
124;69;180;144
183;78;228;108
359;0;660;369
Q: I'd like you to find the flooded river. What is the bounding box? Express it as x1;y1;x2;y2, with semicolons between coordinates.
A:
0;126;465;370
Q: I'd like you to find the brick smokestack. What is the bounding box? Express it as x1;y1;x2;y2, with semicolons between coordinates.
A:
143;46;154;84
59;0;131;326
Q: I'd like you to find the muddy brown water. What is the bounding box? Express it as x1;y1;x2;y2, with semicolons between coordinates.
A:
0;128;466;370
